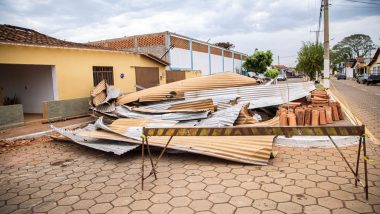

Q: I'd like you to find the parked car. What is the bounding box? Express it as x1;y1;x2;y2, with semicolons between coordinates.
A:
277;74;287;81
357;74;369;84
367;73;380;85
336;73;346;80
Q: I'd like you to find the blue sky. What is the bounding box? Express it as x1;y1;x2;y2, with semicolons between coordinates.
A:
0;0;379;66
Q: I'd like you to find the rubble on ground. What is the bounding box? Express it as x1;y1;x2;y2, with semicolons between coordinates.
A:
0;136;51;154
52;73;334;164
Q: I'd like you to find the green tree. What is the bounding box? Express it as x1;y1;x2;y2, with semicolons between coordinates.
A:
332;34;376;60
264;68;279;79
214;42;235;50
296;42;323;80
243;50;273;73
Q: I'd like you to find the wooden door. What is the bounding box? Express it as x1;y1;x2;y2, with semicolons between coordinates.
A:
135;67;160;91
166;70;186;83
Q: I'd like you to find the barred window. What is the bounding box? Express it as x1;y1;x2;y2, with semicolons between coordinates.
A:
93;66;114;86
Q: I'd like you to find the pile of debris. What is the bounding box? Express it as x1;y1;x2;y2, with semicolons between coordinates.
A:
90;80;120;112
54;73;317;165
278;90;344;126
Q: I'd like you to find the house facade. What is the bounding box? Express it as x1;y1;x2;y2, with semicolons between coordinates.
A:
90;31;248;76
368;48;380;74
0;25;168;127
351;58;372;77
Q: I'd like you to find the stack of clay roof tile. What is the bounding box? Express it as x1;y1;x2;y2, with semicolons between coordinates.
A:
54;73;319;165
278;90;344;126
310;90;330;106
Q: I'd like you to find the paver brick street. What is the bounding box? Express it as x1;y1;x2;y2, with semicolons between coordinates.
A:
330;79;380;143
1;0;380;213
0;136;379;214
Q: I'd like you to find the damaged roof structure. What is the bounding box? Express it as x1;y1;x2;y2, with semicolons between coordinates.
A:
54;72;320;165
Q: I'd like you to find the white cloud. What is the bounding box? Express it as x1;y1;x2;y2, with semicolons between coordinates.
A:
0;0;379;67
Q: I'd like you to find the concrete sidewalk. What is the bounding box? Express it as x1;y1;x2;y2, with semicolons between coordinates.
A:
0;138;379;214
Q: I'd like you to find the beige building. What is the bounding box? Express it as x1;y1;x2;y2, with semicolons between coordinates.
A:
0;24;169;127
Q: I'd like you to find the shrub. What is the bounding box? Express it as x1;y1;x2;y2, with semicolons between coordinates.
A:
265;69;279;79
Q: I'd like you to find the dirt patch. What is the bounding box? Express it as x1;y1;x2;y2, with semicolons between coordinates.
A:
0;135;53;154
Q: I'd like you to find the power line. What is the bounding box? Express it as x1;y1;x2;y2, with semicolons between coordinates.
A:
316;0;324;44
344;0;380;5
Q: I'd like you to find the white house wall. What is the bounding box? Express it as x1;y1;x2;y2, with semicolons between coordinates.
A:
345;67;354;78
0;64;55;113
234;59;242;72
211;54;223;74
193;51;210;75
169;44;246;75
224;57;233;72
170;48;191;69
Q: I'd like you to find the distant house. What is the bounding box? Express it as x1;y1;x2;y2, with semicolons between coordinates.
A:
344;62;354;78
0;25;169;128
368;48;380;74
89;32;248;75
351;57;372;77
272;65;293;76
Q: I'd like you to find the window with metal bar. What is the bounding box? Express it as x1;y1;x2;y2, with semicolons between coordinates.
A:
93;66;114;86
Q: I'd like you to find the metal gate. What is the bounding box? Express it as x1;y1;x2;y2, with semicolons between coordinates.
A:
166;70;185;83
135;67;160;91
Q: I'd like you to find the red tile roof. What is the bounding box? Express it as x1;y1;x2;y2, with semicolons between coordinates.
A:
0;24;104;50
272;65;286;69
0;24;170;66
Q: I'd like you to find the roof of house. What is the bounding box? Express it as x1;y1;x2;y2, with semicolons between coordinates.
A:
0;24;169;66
350;57;372;68
272;65;286;69
368;48;380;67
0;24;103;50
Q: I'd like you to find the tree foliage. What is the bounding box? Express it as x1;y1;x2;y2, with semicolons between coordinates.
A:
243;50;273;74
331;34;376;62
264;68;279;79
214;42;235;50
296;42;323;80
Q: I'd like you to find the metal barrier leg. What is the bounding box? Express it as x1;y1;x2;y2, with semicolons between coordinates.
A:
145;138;157;180
141;137;145;190
154;136;174;168
327;135;357;176
355;136;362;187
363;136;369;200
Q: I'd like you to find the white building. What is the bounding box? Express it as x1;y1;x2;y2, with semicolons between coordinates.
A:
90;31;248;75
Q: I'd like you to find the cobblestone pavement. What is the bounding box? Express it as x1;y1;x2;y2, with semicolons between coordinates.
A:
330;78;380;143
0;138;379;214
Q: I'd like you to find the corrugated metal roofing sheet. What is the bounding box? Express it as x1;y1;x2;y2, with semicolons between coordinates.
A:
235;103;257;125
117;72;256;105
77;118;274;165
114;106;210;121
185;81;316;109
51;124;139;155
169;98;214;112
142;94;239;111
199;103;244;127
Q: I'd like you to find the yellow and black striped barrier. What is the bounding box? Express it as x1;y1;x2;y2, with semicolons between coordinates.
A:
143;125;365;137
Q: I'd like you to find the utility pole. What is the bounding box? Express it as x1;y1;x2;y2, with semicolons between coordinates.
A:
310;30;321;44
323;0;330;88
278;55;280;65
